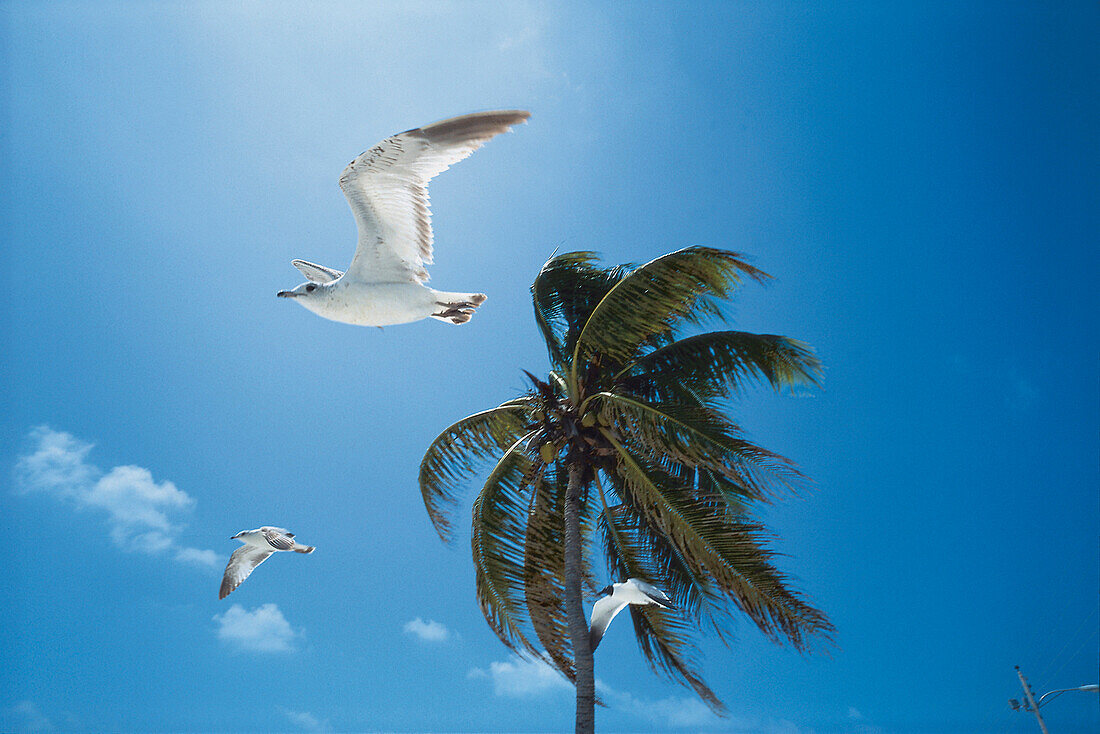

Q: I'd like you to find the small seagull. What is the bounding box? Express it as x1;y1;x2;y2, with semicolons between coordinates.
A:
277;109;531;326
589;578;674;652
219;526;315;600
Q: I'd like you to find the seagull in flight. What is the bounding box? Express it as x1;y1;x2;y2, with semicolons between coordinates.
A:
277;109;531;326
219;526;315;600
589;578;675;651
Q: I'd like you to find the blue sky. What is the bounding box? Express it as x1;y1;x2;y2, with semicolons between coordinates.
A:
2;1;1097;732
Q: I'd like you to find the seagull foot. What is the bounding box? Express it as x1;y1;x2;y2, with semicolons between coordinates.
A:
432;306;476;324
435;297;484;310
431;295;486;325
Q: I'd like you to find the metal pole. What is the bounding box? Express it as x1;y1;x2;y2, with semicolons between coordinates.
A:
1016;665;1051;734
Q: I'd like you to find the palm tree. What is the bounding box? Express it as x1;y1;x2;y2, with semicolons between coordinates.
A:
420;247;833;733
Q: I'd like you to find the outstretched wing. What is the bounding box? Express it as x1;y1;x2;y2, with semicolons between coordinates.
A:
633;579;674;609
292;260;344;284
338;110;530;285
589;594;630;652
263;528;297;550
219;546;274;599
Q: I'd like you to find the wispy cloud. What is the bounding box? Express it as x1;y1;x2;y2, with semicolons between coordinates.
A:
279;707;332;733
597;680;809;732
468;656;571;697
214;603;301;653
4;701;54;732
14;426;219;569
175;547;219;568
597;681;724;728
845;706;884;734
403;617;450;642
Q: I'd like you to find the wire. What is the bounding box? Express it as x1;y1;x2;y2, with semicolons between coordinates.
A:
1036;605;1099;685
1045;621;1099;687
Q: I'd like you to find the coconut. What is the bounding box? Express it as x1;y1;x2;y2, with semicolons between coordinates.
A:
539;442;559;463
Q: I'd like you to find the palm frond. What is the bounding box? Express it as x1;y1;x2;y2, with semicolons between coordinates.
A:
596;493;726;714
531;251;632;373
420;404;531;541
605;484;743;647
471;432;542;658
607;435;834;651
600;490;703;612
572;247;770;375
592;392;806;501
524;463;574;680
600;477;725;636
630;606;728;714
617;331;822;396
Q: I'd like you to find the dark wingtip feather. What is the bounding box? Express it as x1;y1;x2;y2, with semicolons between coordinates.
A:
417;110;531;145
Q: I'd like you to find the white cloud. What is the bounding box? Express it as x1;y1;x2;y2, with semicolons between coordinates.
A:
848;706;864;720
214;603;300;653
14;426;218;568
175;546;221;569
642;696;720;728
597;681;811;732
14;426;96;496
403;617;450;642
279;707;332;732
468;656;571;697
597;681;723;729
5;701;53;732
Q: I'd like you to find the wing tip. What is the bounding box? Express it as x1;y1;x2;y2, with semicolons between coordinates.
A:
417;110;531;145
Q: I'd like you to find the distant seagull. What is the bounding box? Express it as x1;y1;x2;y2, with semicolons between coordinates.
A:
219;526;315;600
277;109;531;326
589;578;674;651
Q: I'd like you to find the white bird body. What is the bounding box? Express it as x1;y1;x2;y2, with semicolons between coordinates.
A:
589;578;674;651
278;109;530;327
220;526;315;600
287;280;478;327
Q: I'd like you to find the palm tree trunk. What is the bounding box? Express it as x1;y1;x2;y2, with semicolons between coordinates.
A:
564;461;595;733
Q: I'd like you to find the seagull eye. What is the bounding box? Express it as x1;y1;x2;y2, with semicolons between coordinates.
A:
305;284;316;293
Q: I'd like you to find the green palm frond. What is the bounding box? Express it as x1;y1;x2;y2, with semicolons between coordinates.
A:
572;247;770;377
608;436;833;651
596;492;726;714
629;606;727;714
532;251;632;372
599;490;704;612
600;475;734;642
617;331;822;396
592;393;805;501
471;432;541;658
420;404;531;541
608;488;748;647
524;463;574;680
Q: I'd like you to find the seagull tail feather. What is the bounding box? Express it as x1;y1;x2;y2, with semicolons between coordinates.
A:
293;545;315;554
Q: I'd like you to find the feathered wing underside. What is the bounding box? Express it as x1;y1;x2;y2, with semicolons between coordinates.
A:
219;546;273;599
339;110;530;285
589;595;629;651
293;259;344;283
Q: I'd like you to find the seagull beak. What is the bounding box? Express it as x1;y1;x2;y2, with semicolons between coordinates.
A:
277;291;297;298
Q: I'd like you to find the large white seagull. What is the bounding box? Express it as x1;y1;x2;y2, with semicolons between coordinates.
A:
277;109;530;326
